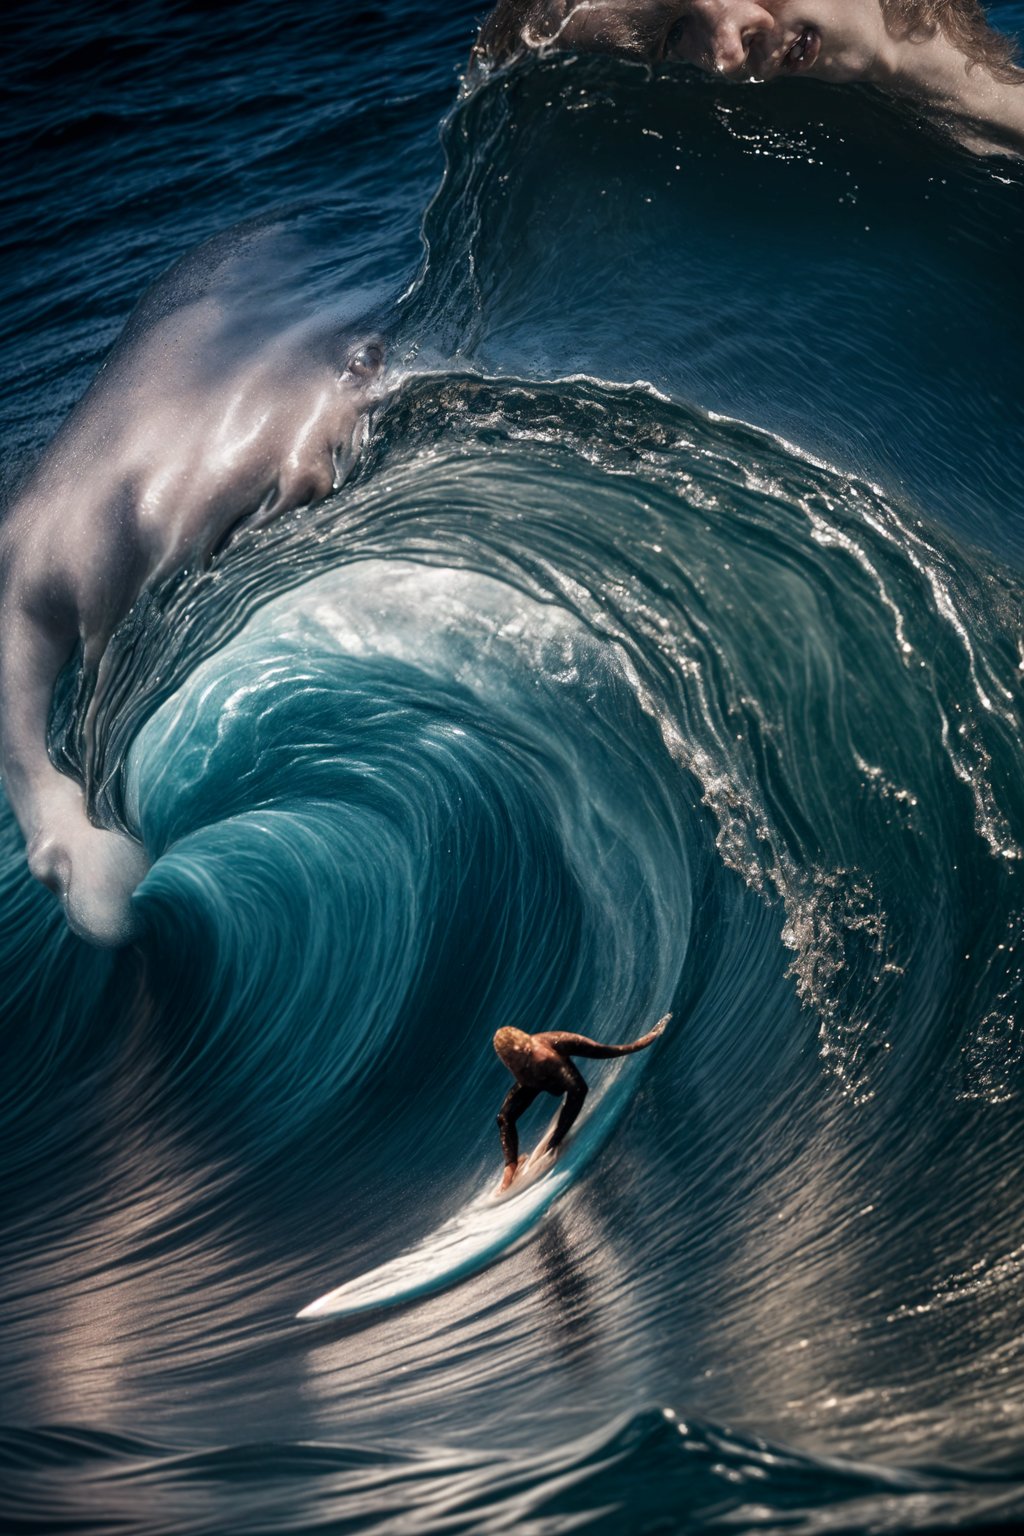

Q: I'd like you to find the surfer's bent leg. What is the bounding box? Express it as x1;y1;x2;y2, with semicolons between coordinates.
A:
547;1060;588;1153
497;1084;539;1170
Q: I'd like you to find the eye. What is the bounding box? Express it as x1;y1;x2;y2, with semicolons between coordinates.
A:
346;342;384;379
664;15;691;54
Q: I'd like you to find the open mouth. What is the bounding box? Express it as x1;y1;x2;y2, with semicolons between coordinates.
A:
782;25;820;73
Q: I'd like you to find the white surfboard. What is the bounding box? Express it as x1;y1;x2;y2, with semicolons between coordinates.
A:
297;1113;571;1321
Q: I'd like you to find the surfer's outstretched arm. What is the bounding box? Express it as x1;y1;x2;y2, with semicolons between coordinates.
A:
539;1013;671;1060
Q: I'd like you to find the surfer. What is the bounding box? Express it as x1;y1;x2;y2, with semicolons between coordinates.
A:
493;1014;670;1191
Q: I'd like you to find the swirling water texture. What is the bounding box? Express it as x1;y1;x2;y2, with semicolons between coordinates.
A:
3;4;1024;1534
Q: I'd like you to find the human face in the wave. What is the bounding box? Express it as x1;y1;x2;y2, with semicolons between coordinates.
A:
665;0;894;83
554;1;775;72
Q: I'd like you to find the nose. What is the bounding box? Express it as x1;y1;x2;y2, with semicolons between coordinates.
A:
706;4;775;75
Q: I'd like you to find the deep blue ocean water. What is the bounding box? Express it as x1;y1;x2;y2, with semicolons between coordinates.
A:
3;3;1024;1531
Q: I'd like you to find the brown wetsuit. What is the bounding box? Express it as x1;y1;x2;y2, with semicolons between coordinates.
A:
493;1015;670;1188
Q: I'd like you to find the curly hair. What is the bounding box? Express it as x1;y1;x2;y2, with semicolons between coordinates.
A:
471;1;576;69
473;0;1022;78
881;0;1021;78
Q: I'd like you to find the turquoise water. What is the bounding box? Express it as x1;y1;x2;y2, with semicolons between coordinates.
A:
3;4;1024;1531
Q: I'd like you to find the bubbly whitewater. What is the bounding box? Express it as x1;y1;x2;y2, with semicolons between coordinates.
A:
3;3;1024;1532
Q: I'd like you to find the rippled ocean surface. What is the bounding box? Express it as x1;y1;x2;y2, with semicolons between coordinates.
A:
4;3;1024;1532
